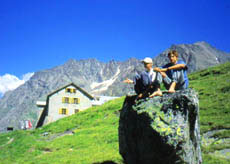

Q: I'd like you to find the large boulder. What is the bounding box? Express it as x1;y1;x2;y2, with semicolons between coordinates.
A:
119;89;202;164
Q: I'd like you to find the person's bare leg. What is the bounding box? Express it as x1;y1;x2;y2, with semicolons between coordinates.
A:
149;91;157;98
134;93;143;104
157;89;163;96
168;82;176;93
149;88;163;98
137;93;143;99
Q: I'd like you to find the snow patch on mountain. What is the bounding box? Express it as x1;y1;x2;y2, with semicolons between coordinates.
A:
91;67;121;93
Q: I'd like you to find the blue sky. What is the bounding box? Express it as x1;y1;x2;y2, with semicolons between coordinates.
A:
0;0;230;78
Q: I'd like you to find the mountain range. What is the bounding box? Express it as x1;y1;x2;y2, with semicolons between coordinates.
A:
0;41;229;131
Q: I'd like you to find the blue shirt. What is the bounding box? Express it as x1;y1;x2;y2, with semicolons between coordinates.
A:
162;60;189;88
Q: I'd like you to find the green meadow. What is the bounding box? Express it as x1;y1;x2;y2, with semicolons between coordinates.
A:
0;62;230;164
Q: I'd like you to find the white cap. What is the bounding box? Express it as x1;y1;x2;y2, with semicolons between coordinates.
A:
141;57;153;64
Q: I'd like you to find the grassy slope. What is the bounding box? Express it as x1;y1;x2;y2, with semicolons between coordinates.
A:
189;62;230;163
0;62;230;164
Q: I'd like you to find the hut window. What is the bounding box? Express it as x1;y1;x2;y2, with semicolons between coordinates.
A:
59;108;68;115
75;109;80;113
73;98;80;104
62;97;70;103
65;88;72;93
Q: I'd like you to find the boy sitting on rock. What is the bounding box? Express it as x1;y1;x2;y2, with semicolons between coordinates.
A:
123;57;162;99
153;50;189;93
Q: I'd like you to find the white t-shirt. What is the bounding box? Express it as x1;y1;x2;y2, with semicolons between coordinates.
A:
147;68;156;82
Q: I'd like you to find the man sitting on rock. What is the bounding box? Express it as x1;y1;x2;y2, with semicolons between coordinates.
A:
154;50;189;93
123;57;162;99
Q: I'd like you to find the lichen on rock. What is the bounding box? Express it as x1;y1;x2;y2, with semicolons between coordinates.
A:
119;89;202;164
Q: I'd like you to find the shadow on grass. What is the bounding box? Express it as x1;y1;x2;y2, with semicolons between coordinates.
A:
92;160;120;164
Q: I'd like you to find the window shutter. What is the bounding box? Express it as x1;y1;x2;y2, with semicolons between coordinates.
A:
66;108;69;115
70;98;72;104
62;97;65;103
71;98;74;104
77;98;80;104
59;108;62;114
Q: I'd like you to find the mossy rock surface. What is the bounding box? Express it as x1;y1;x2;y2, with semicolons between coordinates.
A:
119;89;202;164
